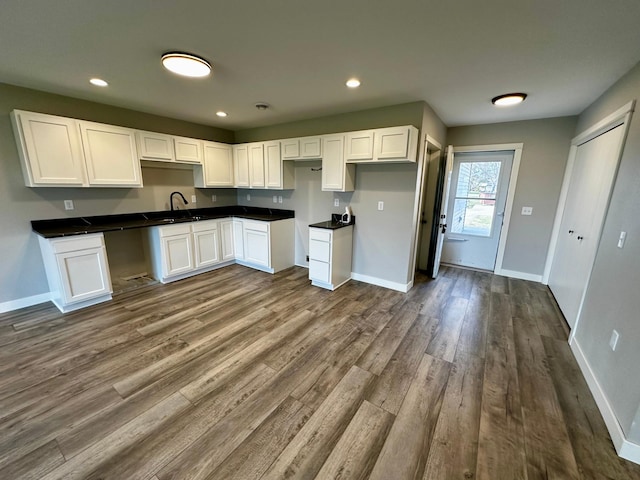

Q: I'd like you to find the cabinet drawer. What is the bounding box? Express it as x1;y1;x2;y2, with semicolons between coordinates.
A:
243;220;268;233
309;239;331;262
309;259;330;283
157;223;192;237
309;228;332;242
51;234;104;254
191;219;219;232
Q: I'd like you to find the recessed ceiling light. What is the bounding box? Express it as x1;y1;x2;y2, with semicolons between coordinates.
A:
161;52;211;78
216;111;228;117
492;93;527;106
346;78;361;88
89;78;108;87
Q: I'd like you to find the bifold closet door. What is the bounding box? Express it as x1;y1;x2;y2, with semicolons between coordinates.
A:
548;124;625;328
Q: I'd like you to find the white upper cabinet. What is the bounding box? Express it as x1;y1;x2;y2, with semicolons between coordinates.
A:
322;134;355;192
248;142;265;188
79;121;142;187
265;141;295;190
136;131;174;162
279;136;322;160
345;130;374;161
174;136;203;164
195;141;234;187
11;110;86;187
345;125;419;163
233;144;250;187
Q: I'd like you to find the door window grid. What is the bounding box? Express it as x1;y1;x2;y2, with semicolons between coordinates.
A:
451;161;501;237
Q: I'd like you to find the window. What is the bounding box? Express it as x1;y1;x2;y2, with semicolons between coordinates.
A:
450;161;501;237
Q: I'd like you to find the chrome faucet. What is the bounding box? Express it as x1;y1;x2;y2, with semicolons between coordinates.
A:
170;191;189;211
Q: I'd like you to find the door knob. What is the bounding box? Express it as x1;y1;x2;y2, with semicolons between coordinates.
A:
439;223;447;234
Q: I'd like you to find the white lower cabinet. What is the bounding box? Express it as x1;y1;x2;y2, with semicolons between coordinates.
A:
220;220;235;261
235;218;295;273
38;233;113;312
308;226;353;290
147;220;232;283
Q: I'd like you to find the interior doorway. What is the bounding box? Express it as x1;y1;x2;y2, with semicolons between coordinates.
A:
416;144;443;271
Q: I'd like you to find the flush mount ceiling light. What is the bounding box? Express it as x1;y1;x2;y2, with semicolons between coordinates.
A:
492;93;527;106
89;78;108;87
346;78;361;88
255;102;270;110
216;111;228;117
161;52;211;78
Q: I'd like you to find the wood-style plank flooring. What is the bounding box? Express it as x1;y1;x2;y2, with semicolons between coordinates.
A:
1;265;639;479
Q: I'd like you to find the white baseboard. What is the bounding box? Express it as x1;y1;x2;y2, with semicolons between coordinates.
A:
350;272;413;293
570;338;640;465
0;292;51;313
495;268;543;283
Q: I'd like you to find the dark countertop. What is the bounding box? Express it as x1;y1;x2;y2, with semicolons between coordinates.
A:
32;206;295;238
309;214;356;230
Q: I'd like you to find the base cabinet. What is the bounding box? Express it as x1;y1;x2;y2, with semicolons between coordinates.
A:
235;218;295;273
38;233;113;312
309;226;353;290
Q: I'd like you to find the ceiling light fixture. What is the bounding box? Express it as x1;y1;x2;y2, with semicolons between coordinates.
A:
89;78;108;87
346;78;361;88
255;102;270;111
216;111;228;117
161;52;211;78
491;93;527;106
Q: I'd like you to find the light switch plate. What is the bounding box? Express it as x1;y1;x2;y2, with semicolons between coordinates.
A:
211;194;217;203
64;200;74;210
278;196;283;204
521;206;533;215
334;199;339;207
191;195;197;203
273;195;278;203
618;231;627;248
247;194;251;201
378;201;384;211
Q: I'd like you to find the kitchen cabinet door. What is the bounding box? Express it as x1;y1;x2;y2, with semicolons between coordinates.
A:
203;142;234;187
56;246;112;304
220;220;235;261
243;222;270;268
249;142;265;188
300;137;322;158
233;144;250;187
281;139;300;159
322;134;355;192
161;233;194;277
374;126;411;160
80;121;142;187
265;141;282;189
136;131;174;162
11;110;86;187
193;227;220;268
233;220;244;260
174;136;203;164
345;130;374;161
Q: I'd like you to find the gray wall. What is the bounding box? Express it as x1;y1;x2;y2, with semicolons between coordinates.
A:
0;83;234;305
235;101;446;287
447;117;577;276
572;61;640;440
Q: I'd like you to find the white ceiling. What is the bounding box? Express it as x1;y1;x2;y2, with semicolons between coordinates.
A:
1;0;640;130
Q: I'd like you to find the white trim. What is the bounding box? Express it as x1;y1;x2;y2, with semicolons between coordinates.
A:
570;338;640;465
351;272;413;293
426;134;442;151
494;268;542;283
0;292;51;313
572;100;635;146
450;143;523;275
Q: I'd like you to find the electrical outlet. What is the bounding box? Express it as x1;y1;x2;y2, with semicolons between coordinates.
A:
247;194;251;201
378;201;384;211
191;195;197;203
272;195;278;203
334;198;340;207
610;329;620;351
64;200;74;210
211;194;217;203
618;231;627;248
278;196;283;204
521;206;533;215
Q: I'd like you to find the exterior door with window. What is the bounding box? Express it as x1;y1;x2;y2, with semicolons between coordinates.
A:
441;150;514;270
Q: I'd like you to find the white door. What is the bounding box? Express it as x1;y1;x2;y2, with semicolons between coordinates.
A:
204;142;233;186
162;234;194;277
548;125;626;328
193;228;220;268
244;225;270;267
264;141;282;189
233;145;250;187
322;135;345;191
56;247;112;304
431;146;454;277
220;220;235;261
441;150;514;271
248;143;265;188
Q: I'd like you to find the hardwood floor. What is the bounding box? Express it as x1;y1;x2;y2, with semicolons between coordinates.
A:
1;265;639;480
